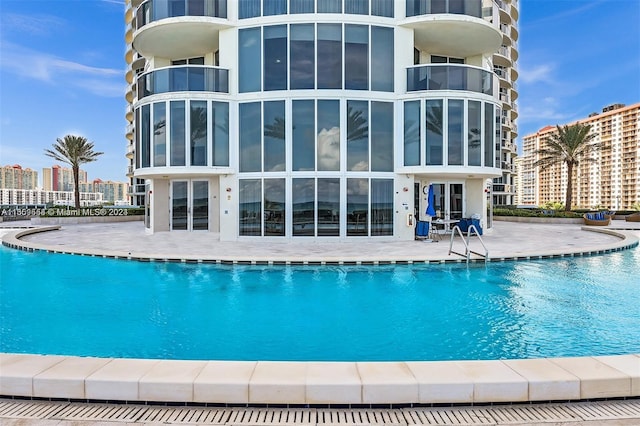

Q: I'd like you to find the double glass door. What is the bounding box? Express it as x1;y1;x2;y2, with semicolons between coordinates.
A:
171;180;209;231
430;182;463;220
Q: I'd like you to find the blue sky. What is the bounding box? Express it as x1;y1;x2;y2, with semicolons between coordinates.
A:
1;0;639;184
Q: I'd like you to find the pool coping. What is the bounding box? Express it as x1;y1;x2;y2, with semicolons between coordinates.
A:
1;226;639;405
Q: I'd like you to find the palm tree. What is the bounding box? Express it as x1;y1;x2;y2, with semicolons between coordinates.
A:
534;123;600;212
45;135;103;210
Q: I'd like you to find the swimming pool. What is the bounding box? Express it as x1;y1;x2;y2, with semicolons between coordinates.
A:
1;245;639;362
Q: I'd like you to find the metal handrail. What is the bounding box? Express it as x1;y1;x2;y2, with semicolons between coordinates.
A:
448;224;489;262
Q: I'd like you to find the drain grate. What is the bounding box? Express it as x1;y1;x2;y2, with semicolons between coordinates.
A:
1;399;639;425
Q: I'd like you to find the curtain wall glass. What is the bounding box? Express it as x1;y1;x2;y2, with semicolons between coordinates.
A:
211;101;229;166
190;100;207;166
263;101;286;171
239;179;261;235
370;101;393;172
317;24;342;89
239;0;260;18
483;104;493;167
239;102;261;172
404;101;420;166
347;100;369;171
264;25;288;91
345;25;368;90
153;103;166;167
239;28;261;92
468;100;481;166
372;0;393;16
347;178;368;236
264;179;285;236
290;24;315;89
263;0;286;15
318;0;342;13
345;0;368;14
371;179;393;236
192;181;209;231
317;100;340;171
170;101;186;166
292;100;315;171
448;99;463;166
317;178;340;236
292;178;315;236
426;99;443;165
141;104;151;168
291;0;314;13
371;26;393;92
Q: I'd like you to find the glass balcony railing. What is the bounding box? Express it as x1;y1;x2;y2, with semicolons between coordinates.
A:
406;0;483;18
137;0;227;29
137;65;229;99
407;64;495;95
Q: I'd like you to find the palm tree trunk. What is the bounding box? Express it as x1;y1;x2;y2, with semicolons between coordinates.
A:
73;164;80;210
565;162;573;212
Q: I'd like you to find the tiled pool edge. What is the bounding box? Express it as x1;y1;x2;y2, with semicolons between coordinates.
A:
1;353;638;405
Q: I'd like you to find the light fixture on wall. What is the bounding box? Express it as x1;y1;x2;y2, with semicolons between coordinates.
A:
226;187;232;192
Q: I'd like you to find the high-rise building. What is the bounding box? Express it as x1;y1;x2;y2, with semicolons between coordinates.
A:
42;165;88;192
0;165;38;190
79;179;129;204
125;0;519;239
520;103;640;210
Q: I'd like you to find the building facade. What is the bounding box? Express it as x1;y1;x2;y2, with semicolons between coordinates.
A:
125;0;519;239
79;179;129;204
42;165;88;192
520;103;640;210
0;189;103;207
0;165;38;190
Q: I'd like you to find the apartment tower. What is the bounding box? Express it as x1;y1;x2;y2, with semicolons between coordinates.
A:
124;0;519;240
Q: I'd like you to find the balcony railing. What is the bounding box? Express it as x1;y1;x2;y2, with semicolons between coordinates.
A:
128;184;147;195
137;0;227;29
407;64;495;96
137;65;229;100
406;0;483;18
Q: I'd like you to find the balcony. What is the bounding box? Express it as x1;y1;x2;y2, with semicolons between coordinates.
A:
407;64;497;97
137;65;228;100
134;0;230;59
402;0;502;57
128;184;147;195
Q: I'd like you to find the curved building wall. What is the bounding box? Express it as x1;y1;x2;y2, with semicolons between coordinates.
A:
127;0;514;240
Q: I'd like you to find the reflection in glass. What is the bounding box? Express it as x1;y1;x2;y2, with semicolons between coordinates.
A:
346;0;368;14
468;100;481;166
239;179;261;235
484;103;494;167
347;178;368;236
371;102;393;171
317;100;340;171
211;102;229;166
239;28;261;92
192;181;208;231
170;101;186;166
263;101;286;171
239;102;261;172
263;0;286;15
291;0;314;13
345;25;368;90
347;101;369;171
371;26;393;92
495;108;501;168
448;99;463;165
293;178;315;236
135;109;141;169
290;24;315;89
190;101;207;166
171;181;188;230
293;100;315;171
426;99;443;165
141;104;151;168
371;179;393;236
239;0;260;18
318;178;340;236
372;0;393;16
317;24;342;89
404;101;420;166
153;103;166;167
264;25;287;91
264;179;285;236
318;0;341;12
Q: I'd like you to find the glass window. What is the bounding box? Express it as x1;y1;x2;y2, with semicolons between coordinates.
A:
406;0;427;16
372;0;393;16
239;179;262;235
239;28;261;93
135;108;140;168
371;26;393;92
170;101;186;166
211;101;229;167
264;179;285;236
468;100;481;166
190;100;207;166
345;0;368;14
426;99;443;165
293;178;315;236
345;25;368;90
188;66;205;91
318;0;341;12
264;101;286;171
317;100;340;171
170;66;188;91
448;99;464;166
153;102;166;167
318;178;340;236
347;178;368;236
171;181;188;230
431;0;446;14
347;100;369;171
404;101;420;167
141;104;151;168
371;101;393;171
495;108;501;168
192;181;208;231
484;103;493;167
291;0;314;13
371;179;393;236
293;100;315;171
263;0;286;15
290;24;315;90
239;102;261;172
317;24;342;89
264;25;287;91
239;0;260;18
169;0;186;16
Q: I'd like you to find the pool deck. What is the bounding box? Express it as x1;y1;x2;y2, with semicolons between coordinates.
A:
1;220;639;422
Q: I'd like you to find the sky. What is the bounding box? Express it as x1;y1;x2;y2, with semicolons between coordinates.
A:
1;0;639;184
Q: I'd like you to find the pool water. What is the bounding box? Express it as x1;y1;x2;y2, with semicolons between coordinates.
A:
1;245;639;361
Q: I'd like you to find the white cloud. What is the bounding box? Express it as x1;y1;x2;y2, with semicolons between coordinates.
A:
519;64;555;84
1;13;65;36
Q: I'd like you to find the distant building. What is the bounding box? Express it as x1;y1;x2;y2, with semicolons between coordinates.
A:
0;189;103;206
42;165;88;192
79;179;129;204
0;165;38;190
521;103;640;210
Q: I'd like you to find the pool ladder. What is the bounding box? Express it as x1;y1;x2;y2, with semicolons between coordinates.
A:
448;224;489;263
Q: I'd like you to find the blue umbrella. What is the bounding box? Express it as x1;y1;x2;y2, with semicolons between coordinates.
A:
425;184;436;217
